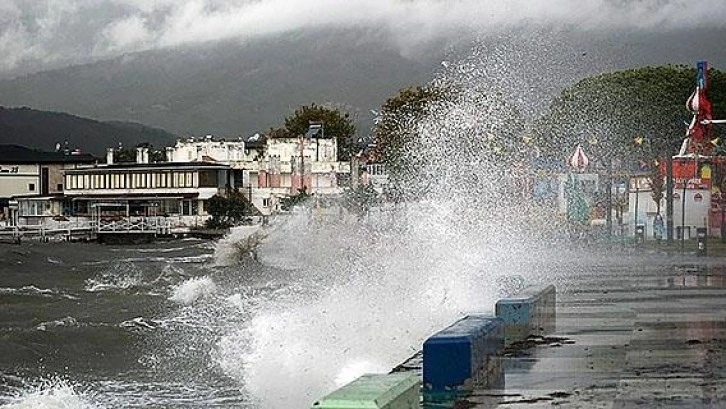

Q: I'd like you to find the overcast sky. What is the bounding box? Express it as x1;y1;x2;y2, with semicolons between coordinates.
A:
1;0;725;77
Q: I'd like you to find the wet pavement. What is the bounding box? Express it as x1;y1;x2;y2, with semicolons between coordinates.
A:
465;259;726;408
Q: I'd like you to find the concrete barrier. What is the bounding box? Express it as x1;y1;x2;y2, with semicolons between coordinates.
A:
310;373;420;409
495;284;556;344
422;315;504;394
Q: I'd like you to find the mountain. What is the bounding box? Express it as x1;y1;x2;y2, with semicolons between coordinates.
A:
0;29;444;137
0;107;175;154
0;27;725;137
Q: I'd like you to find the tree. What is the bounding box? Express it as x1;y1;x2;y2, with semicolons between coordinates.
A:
534;65;726;163
371;83;526;202
279;186;313;211
205;190;256;228
534;65;726;239
114;142;166;163
281;104;357;161
370;85;448;168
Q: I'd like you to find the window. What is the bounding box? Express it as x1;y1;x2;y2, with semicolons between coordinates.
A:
160;199;179;215
181;200;198;216
28;183;35;191
57;183;63;191
199;170;218;187
262;198;270;207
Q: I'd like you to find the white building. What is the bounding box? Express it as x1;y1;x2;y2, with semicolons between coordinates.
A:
0;144;96;225
167;134;351;215
167;135;254;163
61;148;232;230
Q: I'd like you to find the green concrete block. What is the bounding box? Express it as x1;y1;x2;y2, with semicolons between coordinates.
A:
311;373;420;409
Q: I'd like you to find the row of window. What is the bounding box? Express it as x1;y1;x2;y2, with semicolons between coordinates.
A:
69;199;200;217
65;171;218;190
19;200;52;216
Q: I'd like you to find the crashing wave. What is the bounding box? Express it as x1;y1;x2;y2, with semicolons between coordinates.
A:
168;276;217;305
1;378;95;409
213;225;265;266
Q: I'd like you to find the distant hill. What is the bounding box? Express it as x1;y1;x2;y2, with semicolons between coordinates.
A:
0;106;175;154
0;27;725;137
0;29;446;136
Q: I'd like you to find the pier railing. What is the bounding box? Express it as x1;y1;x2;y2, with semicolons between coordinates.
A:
95;217;171;235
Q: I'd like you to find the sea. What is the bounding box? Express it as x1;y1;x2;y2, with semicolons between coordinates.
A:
0;208;644;409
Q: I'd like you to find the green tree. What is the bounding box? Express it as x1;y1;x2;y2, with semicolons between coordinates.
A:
534;65;726;163
372;83;526;202
279;186;314;211
114;142;166;163
282;104;357;161
205;190;256;228
370;85;448;168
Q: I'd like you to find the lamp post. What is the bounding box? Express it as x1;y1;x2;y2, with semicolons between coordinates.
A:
681;175;687;250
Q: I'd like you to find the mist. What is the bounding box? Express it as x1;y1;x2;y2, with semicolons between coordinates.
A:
2;0;726;76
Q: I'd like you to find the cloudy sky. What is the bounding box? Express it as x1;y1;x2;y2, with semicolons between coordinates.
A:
2;0;726;77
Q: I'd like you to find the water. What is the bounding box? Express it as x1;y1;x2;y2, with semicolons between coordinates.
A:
0;49;586;406
0;36;682;409
0;205;627;409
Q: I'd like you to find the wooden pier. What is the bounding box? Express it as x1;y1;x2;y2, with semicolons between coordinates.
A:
0;225;94;243
0;216;173;243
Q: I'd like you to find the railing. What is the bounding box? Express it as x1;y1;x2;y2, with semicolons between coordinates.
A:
95;217;171;235
0;223;94;242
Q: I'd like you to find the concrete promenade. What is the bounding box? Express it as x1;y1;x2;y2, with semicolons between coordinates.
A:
465;255;726;408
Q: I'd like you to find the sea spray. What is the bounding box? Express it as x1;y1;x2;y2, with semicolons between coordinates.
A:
169;276;218;305
214;225;264;267
213;200;541;408
2;379;96;409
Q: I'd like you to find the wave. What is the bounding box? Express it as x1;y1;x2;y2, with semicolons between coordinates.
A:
84;264;145;293
35;316;79;331
213;225;263;266
119;316;160;331
168;276;217;305
212;200;557;408
1;379;96;409
0;286;78;300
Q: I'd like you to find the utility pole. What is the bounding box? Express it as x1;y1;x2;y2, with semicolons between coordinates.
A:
606;158;613;237
666;156;674;243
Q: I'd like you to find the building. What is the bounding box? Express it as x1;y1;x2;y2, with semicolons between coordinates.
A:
0;144;96;224
629;156;723;239
167;133;351;215
61;148;232;229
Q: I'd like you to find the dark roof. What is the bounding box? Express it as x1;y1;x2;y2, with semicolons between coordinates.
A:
0;144;97;164
64;161;230;173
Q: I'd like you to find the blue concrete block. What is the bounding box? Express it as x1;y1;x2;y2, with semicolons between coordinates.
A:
422;315;504;393
495;285;556;343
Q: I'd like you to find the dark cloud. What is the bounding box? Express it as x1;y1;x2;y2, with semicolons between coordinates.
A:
2;0;725;76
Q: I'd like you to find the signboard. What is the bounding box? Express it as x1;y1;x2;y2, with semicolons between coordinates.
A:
674;178;709;190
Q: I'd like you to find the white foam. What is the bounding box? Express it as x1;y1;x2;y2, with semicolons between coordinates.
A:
84;263;144;292
214;203;520;408
0;286;78;300
3;379;96;409
169;276;217;305
214;225;263;266
36;316;79;331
